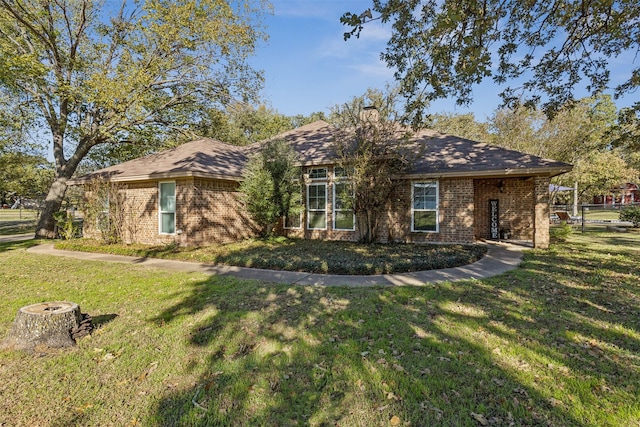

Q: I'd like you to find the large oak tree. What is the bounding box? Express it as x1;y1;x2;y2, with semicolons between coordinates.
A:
0;0;267;237
342;0;639;125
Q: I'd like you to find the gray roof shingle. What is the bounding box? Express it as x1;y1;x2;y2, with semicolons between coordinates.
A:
70;138;248;183
70;120;571;184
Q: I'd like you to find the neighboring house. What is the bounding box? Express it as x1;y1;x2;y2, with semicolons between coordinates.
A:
69;120;572;249
593;183;640;205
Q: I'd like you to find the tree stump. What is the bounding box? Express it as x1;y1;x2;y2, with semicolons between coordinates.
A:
2;301;82;351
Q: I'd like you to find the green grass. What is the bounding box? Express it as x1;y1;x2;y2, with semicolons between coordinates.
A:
1;232;639;426
0;209;38;235
0;209;39;221
583;209;621;221
55;238;487;275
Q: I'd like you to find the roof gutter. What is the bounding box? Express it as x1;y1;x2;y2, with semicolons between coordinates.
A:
67;171;244;185
404;165;572;180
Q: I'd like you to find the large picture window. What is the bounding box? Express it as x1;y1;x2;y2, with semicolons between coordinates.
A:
159;181;176;234
412;181;438;232
307;183;326;230
333;181;355;230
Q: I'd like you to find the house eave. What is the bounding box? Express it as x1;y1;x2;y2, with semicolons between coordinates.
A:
404;166;572;180
68;171;243;185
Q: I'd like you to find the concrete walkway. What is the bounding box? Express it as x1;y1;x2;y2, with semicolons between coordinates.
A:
25;240;528;287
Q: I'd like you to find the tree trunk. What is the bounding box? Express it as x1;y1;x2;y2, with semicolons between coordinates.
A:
1;301;81;351
35;175;69;239
357;211;376;244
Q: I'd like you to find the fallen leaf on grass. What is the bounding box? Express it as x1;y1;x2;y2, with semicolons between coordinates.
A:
470;412;488;425
387;391;401;401
491;377;505;386
513;387;529;397
137;361;159;382
74;404;94;414
392;363;404;372
390;415;401;426
548;397;564;407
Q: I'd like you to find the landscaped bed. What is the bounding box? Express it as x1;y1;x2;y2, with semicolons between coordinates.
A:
54;238;488;275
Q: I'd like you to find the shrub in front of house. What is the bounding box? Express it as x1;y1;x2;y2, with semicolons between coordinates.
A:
550;222;572;242
620;206;640;228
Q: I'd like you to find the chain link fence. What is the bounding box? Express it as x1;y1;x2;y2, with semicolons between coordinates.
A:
551;203;639;232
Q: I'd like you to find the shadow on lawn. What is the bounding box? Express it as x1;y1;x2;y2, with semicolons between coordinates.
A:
0;239;40;253
143;238;640;427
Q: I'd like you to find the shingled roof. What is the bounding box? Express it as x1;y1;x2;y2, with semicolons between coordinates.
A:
407;129;571;178
70;138;248;183
70;120;571;184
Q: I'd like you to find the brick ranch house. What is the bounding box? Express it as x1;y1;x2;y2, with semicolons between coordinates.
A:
70;120;572;249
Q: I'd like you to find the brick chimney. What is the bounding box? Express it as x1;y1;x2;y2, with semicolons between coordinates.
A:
360;105;380;123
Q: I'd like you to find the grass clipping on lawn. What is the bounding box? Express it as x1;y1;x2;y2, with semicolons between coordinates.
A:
1;232;639;426
55;238;488;275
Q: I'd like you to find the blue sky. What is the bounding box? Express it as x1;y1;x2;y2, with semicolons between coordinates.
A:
251;0;637;122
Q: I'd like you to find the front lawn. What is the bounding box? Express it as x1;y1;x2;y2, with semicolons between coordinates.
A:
55;238;487;275
0;232;639;426
0;209;38;235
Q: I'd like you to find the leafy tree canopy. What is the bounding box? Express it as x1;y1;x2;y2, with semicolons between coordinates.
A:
330;87;416;243
0;0;268;237
427;112;491;142
0;152;54;205
82;105;328;169
342;0;640;125
240;139;301;236
488;95;638;200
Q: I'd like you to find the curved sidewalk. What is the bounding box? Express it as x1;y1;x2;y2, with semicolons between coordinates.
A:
26;240;527;287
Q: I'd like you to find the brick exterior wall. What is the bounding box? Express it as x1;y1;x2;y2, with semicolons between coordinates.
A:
284;170;477;245
473;177;549;244
387;178;475;244
82;181;165;245
533;176;551;249
82;178;257;246
82;170;551;248
181;178;258;246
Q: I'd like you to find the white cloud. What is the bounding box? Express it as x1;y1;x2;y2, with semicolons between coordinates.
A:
272;1;331;18
315;21;390;58
271;0;368;20
347;57;395;79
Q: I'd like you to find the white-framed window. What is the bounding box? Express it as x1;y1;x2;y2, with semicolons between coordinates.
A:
308;167;327;180
333;181;355;231
307;183;327;230
412;181;439;232
159;181;176;234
